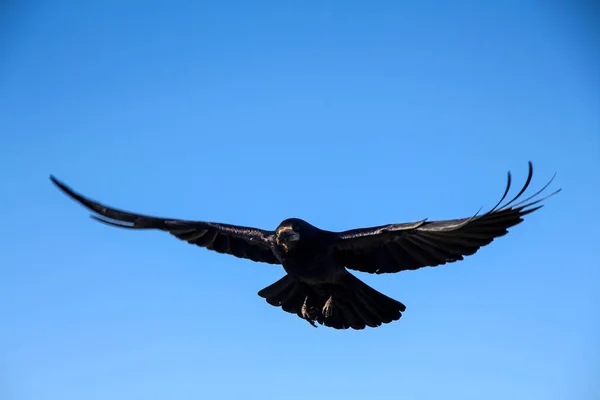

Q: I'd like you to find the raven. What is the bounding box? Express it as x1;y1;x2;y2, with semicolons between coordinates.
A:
50;162;559;330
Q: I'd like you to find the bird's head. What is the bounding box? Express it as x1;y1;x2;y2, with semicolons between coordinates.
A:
275;218;312;252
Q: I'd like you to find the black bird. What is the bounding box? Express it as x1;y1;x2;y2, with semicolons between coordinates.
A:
50;162;559;330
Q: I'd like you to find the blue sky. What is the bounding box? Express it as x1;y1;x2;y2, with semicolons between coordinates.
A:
1;1;599;399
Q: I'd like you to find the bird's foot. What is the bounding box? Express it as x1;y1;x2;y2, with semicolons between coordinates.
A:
322;295;334;318
301;296;318;328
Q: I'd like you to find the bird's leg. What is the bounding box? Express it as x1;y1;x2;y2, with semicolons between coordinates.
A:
322;295;334;318
301;295;318;328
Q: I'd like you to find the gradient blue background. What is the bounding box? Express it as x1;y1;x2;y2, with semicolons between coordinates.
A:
1;1;599;399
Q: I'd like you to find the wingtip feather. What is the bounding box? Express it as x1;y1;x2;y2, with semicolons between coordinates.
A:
49;175;65;190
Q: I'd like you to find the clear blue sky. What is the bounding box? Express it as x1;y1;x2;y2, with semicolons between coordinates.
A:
1;1;598;399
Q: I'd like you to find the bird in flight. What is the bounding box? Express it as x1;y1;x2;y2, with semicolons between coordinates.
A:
50;162;559;330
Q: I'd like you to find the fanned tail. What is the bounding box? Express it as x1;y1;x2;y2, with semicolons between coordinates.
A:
258;273;406;330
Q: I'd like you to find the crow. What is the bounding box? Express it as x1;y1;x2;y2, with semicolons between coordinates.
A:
50;162;559;330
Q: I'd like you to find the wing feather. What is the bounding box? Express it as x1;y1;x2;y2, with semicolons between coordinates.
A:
50;176;280;265
333;162;560;274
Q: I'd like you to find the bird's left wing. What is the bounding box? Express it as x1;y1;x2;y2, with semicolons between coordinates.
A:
50;176;281;265
332;162;560;274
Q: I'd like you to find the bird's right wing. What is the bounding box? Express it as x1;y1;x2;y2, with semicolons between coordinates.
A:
50;176;281;265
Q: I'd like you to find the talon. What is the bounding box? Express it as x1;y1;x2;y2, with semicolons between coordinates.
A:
301;296;310;319
301;296;318;328
323;295;334;318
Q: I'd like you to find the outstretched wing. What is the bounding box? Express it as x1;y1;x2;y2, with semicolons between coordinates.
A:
50;176;281;265
333;162;560;274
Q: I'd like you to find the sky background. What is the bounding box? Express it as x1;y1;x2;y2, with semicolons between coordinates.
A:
1;1;599;399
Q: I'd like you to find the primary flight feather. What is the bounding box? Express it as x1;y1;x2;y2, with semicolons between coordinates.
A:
50;161;559;330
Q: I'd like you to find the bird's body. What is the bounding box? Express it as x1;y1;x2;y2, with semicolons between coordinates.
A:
272;219;339;283
50;162;559;330
264;218;404;328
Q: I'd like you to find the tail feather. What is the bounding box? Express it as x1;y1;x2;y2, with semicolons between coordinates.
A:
258;273;406;330
319;273;405;329
348;294;383;328
336;304;363;330
258;275;309;318
258;275;294;306
347;273;405;324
